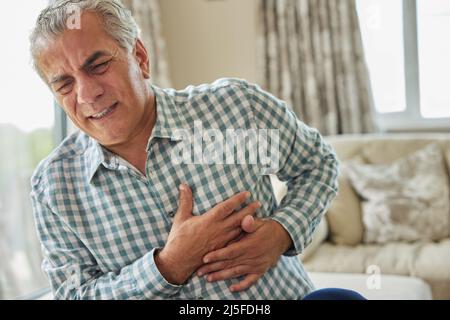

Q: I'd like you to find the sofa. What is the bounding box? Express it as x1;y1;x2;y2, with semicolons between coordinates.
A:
272;133;450;300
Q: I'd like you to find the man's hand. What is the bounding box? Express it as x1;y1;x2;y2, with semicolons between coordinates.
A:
196;218;293;293
154;184;261;285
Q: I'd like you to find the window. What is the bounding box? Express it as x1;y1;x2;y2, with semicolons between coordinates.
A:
357;0;450;130
356;0;406;114
0;1;56;299
417;0;450;119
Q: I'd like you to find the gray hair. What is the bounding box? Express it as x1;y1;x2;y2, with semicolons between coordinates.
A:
30;0;140;81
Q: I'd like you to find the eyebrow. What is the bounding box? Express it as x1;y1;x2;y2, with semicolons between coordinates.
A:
81;50;110;70
49;50;111;85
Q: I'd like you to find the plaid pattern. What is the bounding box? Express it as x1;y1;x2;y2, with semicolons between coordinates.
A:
31;78;339;300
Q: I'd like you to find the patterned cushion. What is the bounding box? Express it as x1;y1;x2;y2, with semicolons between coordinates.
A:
346;143;450;243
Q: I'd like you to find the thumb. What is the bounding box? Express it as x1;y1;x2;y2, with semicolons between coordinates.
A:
175;183;193;223
241;216;265;233
241;215;256;233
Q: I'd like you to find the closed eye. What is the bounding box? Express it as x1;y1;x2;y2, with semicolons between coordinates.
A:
90;60;112;74
57;80;74;95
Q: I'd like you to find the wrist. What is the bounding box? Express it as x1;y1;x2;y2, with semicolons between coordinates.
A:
154;248;190;285
269;220;293;254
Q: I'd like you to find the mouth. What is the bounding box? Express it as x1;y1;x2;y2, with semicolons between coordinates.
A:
89;102;119;121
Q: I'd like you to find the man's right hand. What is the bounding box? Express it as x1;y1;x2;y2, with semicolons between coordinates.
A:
154;183;260;285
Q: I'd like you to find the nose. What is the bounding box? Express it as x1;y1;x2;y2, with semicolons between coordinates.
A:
76;75;104;105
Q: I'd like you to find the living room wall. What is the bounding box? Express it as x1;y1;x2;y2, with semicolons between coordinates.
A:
159;0;259;89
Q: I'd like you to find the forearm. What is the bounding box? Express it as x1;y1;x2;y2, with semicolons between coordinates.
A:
50;248;182;300
272;139;339;255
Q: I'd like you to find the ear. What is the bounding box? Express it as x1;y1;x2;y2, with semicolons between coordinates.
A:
133;38;150;79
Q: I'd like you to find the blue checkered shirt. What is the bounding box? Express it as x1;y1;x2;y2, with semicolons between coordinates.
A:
31;78;339;300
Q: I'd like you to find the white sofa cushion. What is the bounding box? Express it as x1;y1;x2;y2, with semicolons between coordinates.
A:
308;272;432;300
303;239;450;299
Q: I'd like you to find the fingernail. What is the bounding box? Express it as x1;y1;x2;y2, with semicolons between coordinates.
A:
197;271;203;277
245;191;251;199
207;276;212;282
255;201;261;208
203;257;210;263
179;183;186;191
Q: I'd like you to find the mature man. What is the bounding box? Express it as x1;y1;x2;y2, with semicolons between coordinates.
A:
30;0;340;299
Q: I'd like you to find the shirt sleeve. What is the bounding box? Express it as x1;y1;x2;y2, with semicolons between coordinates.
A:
30;192;182;300
245;81;340;256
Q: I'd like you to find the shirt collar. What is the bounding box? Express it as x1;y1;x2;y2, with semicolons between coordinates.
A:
86;83;184;182
86;138;116;182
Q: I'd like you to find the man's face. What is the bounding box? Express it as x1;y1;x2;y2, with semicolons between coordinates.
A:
38;11;151;147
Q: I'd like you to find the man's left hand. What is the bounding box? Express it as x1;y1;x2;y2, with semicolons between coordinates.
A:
196;217;293;292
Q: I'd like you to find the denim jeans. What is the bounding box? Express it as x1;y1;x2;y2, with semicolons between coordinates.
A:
303;288;367;300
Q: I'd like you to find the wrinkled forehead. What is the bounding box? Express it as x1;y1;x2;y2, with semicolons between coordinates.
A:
37;11;121;81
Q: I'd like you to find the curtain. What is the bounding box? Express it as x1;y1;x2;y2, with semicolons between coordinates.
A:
257;0;376;135
122;0;171;88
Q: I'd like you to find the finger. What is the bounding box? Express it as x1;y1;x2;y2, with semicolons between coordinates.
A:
224;227;243;245
229;274;261;292
175;183;193;222
203;242;243;263
226;201;260;228
197;260;232;277
213;191;250;219
206;265;249;282
226;231;245;246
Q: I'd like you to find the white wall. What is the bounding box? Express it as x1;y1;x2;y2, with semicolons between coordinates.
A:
159;0;259;89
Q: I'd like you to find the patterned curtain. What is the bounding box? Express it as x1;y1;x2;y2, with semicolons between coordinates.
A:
257;0;376;135
121;0;171;88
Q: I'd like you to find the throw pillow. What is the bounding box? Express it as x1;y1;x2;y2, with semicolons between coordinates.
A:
346;143;450;244
326;165;364;245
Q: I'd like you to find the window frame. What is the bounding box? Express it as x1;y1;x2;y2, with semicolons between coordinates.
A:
373;0;450;132
54;102;68;144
